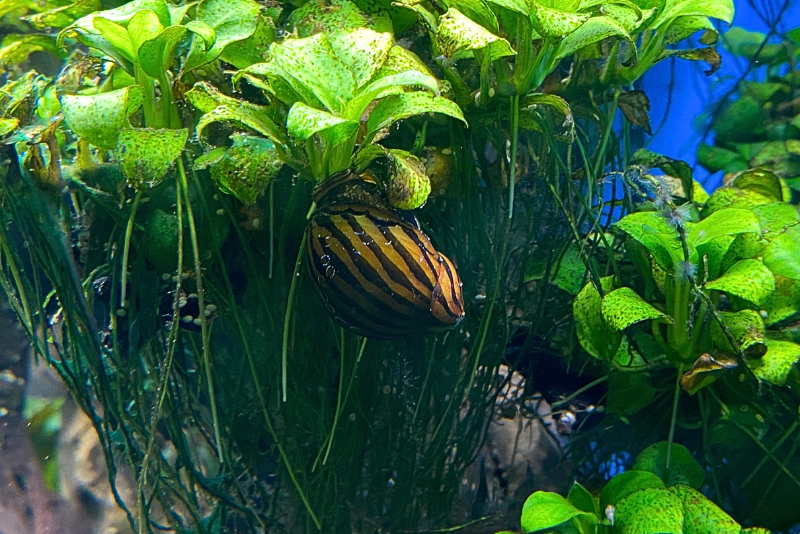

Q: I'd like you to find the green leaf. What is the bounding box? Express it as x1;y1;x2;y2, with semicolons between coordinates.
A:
573;276;621;361
730;168;786;201
632;442;705;489
60;86;144;148
328;28;394;89
525;242;589;295
345;69;440;121
696;143;748;174
763;228;800;280
268;32;356;112
385;149;431;210
195;105;285;145
688;208;760;248
447;0;499;33
713;96;764;144
436;8;515;59
657;0;734;26
116;127;188;189
201;133;281;205
0;118;19;137
185;0;261;71
747;339;800;386
0;34;64;70
286;102;359;143
702;187;776;216
126;9;162;53
706;259;775;305
760;276;800;326
709;310;767;359
607;371;656;416
615;211;682;271
218;8;277;69
185;20;216;49
483;0;529;16
663;15;716;45
601;287;670;331
556;15;631;59
366;92;466;140
614;488;683;534
668;485;741;534
530;2;590;38
520;491;597;533
93;16;136;63
290;0;391;37
20;0;101;30
567;482;597;515
599;470;665;512
138;25;187;78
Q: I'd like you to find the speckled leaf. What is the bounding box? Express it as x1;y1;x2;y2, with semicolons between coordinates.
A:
386;149;431;210
747;339;800;386
599;471;665;512
760;276;800;325
601;287;670;331
664;15;716;45
117;127;187;189
556;15;631;59
530;2;590;38
0;118;19;137
203;134;281;205
602;3;641;33
573;276;620;361
20;0;101;30
219;9;277;68
709;310;767;359
668;485;740;534
60;86;143;148
344;70;440;121
753;202;800;240
520;491;597;533
763;228;800;280
702;187;776;216
374;45;435;79
0;35;64;69
287;102;359;143
697;143;748;174
366;92;466;140
448;0;499;33
436;8;515;59
290;0;391;37
185;81;247;113
138;25;186;78
731;168;786;201
195;105;285;145
184;20;215;49
269;32;356;112
185;0;261;71
328;29;393;89
706;259;775;305
614;488;683;534
632;442;705;489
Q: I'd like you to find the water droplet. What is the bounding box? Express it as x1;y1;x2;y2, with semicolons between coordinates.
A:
325;265;335;278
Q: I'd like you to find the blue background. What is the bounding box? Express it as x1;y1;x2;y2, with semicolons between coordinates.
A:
640;0;800;191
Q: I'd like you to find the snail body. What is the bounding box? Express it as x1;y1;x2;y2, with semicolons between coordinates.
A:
305;172;464;339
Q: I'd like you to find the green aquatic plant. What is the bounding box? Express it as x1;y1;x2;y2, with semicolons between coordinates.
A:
0;0;743;532
571;157;800;528
496;442;769;534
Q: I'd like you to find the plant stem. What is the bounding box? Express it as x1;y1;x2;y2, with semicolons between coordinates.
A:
178;156;225;462
665;364;683;470
120;190;142;310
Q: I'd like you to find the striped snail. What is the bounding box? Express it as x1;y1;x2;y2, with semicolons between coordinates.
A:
305;171;465;339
